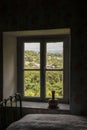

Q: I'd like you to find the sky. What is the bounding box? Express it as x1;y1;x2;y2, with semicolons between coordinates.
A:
24;42;63;53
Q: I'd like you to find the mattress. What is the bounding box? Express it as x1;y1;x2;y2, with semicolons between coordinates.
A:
6;114;87;130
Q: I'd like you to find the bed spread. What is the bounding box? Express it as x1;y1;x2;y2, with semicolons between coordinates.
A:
6;114;87;130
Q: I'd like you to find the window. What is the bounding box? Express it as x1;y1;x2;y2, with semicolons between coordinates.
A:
17;35;70;103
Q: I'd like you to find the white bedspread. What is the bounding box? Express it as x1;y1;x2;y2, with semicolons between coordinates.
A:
6;114;87;130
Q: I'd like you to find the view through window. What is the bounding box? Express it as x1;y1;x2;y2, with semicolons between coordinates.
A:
24;42;63;99
46;42;63;98
24;43;40;97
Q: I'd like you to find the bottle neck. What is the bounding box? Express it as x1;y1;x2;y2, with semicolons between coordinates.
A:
52;91;55;100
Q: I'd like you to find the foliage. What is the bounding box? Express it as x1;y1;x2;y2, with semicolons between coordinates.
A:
24;50;63;98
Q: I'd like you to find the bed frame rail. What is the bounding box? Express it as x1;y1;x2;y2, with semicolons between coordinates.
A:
0;93;22;130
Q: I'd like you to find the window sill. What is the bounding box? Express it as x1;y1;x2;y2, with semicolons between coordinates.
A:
22;101;70;114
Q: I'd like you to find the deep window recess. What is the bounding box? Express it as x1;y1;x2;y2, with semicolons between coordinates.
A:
17;35;70;103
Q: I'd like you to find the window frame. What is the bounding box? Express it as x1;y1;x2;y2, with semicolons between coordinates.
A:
17;34;70;103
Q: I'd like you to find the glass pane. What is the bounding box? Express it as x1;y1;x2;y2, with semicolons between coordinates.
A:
24;71;40;97
24;43;40;69
46;71;63;98
46;42;63;69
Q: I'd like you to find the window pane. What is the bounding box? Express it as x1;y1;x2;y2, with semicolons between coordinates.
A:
46;42;63;69
24;43;40;69
46;71;63;98
24;71;40;97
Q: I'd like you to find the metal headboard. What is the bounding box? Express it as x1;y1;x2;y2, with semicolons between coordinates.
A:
0;93;22;130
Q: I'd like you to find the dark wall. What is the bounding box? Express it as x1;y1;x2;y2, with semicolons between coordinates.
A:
70;1;87;115
0;0;87;115
0;0;72;31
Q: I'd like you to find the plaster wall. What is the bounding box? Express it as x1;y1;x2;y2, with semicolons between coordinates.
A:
3;35;17;98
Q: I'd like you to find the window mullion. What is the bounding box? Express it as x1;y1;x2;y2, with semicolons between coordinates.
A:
40;41;46;101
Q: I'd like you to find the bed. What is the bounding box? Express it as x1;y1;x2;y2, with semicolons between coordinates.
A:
1;93;87;130
0;93;22;130
6;113;87;130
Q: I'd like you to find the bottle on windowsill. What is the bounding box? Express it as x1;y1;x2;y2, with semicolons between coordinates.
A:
48;90;58;109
